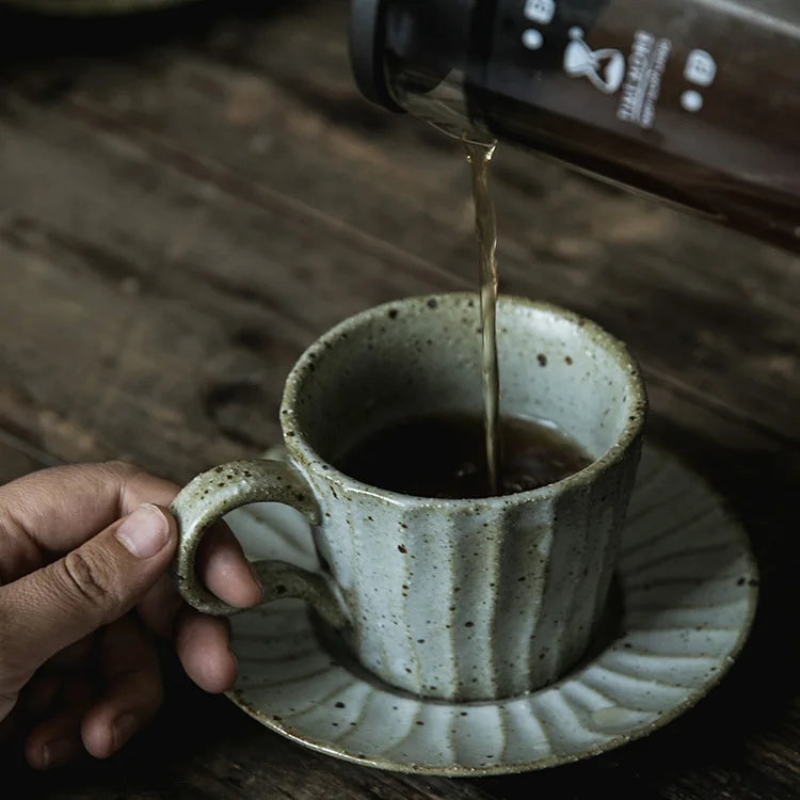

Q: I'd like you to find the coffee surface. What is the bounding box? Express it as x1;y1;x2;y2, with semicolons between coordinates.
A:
337;412;592;499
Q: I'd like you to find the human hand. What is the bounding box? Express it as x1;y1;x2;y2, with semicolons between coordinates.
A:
0;461;262;769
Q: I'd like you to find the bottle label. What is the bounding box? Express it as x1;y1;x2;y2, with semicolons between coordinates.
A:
615;30;672;129
518;3;676;130
518;5;719;130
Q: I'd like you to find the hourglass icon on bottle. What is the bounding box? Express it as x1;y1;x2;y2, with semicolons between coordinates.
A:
563;27;626;94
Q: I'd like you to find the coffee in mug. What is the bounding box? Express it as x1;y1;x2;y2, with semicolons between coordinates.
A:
337;411;592;499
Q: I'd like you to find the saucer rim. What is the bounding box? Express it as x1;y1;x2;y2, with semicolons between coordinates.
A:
225;442;759;776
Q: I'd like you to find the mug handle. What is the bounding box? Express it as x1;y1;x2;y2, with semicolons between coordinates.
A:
171;459;349;630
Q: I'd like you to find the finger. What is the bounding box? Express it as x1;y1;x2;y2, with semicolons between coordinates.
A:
26;675;93;770
196;522;263;609
0;505;176;692
0;701;22;744
44;634;96;671
0;462;179;582
23;673;62;719
137;523;261;642
81;615;163;759
136;573;184;640
175;608;237;694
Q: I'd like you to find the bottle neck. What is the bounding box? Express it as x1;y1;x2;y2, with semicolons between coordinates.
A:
351;0;482;135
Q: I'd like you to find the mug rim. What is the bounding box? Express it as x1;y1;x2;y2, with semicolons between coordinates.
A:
280;293;647;508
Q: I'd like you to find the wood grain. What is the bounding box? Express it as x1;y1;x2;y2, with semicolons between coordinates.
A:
0;1;798;798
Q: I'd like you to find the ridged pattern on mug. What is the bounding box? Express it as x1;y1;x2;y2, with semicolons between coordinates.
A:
314;450;635;702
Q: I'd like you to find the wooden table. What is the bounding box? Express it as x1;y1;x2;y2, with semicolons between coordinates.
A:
1;1;798;797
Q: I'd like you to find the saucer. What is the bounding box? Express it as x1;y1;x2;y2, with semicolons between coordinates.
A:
223;444;758;776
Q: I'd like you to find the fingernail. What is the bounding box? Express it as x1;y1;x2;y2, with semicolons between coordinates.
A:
42;738;81;769
116;504;170;559
112;713;138;752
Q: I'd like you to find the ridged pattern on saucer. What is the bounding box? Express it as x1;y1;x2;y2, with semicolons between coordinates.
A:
226;445;757;776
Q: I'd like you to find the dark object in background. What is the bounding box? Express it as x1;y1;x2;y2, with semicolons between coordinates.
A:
0;0;194;13
351;0;800;253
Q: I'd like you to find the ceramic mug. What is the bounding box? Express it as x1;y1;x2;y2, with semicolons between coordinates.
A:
172;294;647;703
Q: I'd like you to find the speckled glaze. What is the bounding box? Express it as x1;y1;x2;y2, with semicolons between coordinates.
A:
223;444;758;776
172;293;647;703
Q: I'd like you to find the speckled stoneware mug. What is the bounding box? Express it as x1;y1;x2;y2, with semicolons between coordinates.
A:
172;293;647;703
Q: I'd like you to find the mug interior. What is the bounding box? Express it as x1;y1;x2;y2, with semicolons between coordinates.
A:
284;294;643;481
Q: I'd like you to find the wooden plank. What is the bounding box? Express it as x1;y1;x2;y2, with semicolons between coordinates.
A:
0;427;58;485
0;100;459;479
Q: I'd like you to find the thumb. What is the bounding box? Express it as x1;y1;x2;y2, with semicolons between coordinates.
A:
0;504;176;686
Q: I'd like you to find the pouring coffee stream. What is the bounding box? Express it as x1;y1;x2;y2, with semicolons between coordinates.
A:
463;137;502;494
